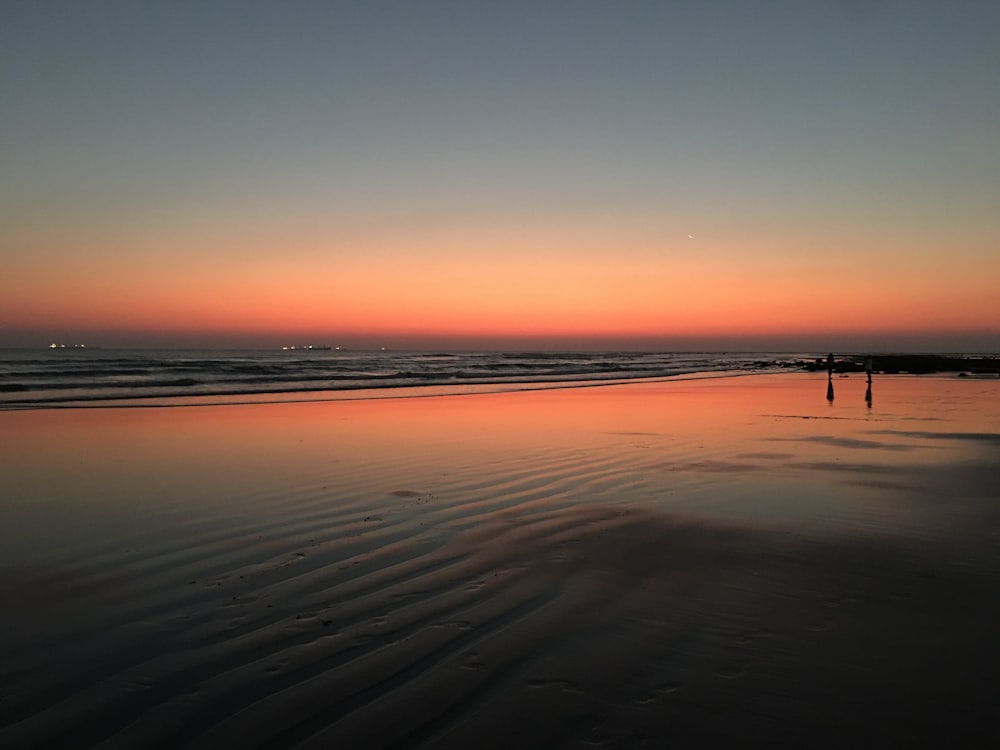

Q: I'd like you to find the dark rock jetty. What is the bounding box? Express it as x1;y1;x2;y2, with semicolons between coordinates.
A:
802;354;1000;375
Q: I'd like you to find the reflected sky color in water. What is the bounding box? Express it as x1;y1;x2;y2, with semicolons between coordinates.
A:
1;373;999;748
2;374;997;569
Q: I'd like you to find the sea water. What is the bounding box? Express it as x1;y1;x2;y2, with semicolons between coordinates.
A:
0;349;811;408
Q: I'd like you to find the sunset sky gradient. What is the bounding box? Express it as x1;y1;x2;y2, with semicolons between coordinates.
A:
2;1;998;351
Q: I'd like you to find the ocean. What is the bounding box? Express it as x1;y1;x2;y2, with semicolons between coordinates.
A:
0;349;813;409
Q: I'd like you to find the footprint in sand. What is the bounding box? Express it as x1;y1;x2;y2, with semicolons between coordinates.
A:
635;682;679;704
460;651;486;671
432;619;474;630
717;660;750;679
527;678;581;693
264;660;290;675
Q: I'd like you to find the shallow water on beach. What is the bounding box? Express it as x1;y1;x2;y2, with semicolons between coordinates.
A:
5;373;992;559
0;349;809;408
1;373;997;747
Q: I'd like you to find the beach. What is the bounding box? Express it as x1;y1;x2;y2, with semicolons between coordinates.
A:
1;372;998;748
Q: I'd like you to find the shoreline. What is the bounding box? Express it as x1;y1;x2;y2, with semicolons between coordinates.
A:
4;353;998;411
0;368;788;411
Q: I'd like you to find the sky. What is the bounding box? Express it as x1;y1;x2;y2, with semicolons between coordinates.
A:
1;1;998;351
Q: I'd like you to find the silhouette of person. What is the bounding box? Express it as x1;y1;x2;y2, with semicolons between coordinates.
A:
864;355;873;407
826;353;835;401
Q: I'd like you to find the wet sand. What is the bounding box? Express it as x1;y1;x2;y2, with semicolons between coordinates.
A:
1;374;998;748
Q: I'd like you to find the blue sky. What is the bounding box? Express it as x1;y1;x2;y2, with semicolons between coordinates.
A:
2;1;998;350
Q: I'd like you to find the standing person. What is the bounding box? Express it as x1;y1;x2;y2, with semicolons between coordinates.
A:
864;355;873;407
826;353;835;401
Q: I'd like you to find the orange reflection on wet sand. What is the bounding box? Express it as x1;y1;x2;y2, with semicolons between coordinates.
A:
2;373;997;562
1;373;998;748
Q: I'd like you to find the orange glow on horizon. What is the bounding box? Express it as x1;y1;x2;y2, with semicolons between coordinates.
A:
3;223;998;346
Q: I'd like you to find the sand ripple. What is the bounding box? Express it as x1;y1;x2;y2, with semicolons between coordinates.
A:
2;432;998;748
